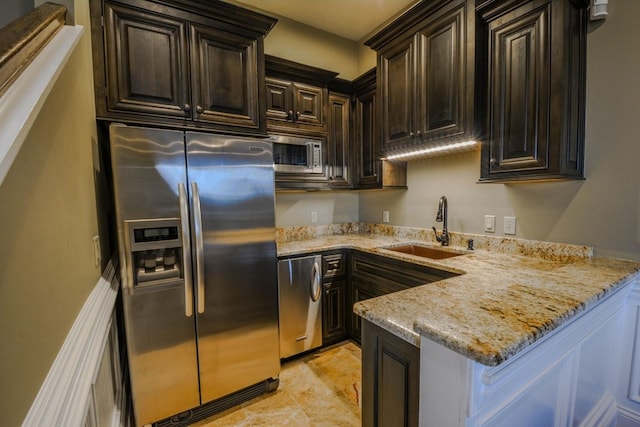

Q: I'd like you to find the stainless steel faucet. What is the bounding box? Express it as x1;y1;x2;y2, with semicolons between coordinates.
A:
432;196;449;246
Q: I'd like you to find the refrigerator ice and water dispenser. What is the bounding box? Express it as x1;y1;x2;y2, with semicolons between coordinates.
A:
125;218;183;288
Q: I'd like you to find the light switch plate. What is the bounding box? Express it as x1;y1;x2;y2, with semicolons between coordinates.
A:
504;216;517;235
484;215;496;233
311;211;318;223
383;210;390;223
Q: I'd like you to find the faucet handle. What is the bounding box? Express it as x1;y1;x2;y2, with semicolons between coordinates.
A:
432;227;442;242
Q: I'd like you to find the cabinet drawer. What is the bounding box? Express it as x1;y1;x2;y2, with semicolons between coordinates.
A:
322;252;346;278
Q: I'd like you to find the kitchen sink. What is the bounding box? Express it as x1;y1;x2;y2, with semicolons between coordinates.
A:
383;244;465;260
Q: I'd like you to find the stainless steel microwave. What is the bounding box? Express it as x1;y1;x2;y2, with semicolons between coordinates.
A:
270;134;323;174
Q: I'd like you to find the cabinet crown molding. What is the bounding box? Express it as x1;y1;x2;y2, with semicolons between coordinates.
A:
364;0;456;50
141;0;277;35
265;55;339;85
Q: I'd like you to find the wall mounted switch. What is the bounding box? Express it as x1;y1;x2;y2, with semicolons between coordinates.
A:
484;215;496;233
92;235;101;267
504;216;517;235
383;210;390;223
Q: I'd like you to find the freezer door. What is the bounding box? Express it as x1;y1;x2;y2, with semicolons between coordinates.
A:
109;124;200;425
185;132;280;403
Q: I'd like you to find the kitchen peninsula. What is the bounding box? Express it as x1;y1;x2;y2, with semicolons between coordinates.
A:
277;224;640;427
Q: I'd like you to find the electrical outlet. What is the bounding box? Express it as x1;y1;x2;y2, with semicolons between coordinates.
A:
484;215;496;233
311;211;318;223
504;216;517;235
92;235;101;267
383;210;390;223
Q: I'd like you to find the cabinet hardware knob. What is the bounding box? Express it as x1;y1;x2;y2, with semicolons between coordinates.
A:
184;103;191;112
409;131;414;137
416;130;422;137
296;111;301;117
287;110;294;121
196;105;204;114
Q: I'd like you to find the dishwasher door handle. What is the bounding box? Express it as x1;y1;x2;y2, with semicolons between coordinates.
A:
310;261;321;302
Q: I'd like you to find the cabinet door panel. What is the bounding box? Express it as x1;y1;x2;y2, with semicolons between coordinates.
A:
190;24;261;129
362;320;419;427
419;5;465;139
292;82;323;126
265;77;292;122
380;37;415;149
488;5;550;174
328;93;351;188
356;87;381;188
104;2;189;117
322;279;347;344
350;279;383;343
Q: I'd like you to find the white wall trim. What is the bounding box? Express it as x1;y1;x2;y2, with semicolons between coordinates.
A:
23;259;119;426
0;24;83;187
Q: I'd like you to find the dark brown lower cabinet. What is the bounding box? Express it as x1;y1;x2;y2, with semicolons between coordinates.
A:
322;251;348;345
362;320;420;427
322;278;348;345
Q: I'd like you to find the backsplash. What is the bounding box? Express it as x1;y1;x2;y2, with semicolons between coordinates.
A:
276;223;593;263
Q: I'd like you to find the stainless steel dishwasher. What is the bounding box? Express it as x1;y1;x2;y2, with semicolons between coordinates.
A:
278;254;322;358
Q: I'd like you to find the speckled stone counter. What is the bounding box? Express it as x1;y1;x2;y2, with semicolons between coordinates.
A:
276;224;640;366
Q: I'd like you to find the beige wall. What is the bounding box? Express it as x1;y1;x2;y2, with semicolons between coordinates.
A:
360;0;640;261
265;16;360;80
0;0;100;424
276;191;359;227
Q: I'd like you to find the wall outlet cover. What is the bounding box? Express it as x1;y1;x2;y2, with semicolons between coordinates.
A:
383;210;390;223
311;211;318;223
504;216;517;235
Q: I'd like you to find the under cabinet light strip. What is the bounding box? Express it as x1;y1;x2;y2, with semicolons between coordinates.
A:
384;140;478;160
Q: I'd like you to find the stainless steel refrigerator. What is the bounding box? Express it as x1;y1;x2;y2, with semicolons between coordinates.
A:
109;124;280;426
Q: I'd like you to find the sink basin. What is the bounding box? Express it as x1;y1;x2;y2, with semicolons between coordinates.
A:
383;244;464;260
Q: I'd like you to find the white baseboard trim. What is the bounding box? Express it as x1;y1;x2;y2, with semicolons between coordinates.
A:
579;392;617;427
23;259;120;426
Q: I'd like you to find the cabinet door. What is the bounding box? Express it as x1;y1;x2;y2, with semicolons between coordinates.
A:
486;3;551;175
103;2;190;118
292;82;324;127
190;24;262;130
417;3;467;140
379;36;416;151
355;86;382;188
322;279;348;345
328;93;352;188
362;320;419;427
265;77;293;122
350;278;385;343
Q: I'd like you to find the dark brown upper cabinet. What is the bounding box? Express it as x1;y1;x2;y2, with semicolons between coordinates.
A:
266;78;324;128
353;70;382;188
265;55;338;134
90;0;276;135
352;69;407;190
366;0;476;155
327;92;352;188
477;0;588;182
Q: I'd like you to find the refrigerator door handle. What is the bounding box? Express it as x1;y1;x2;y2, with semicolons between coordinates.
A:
178;183;194;317
310;261;321;302
191;182;206;314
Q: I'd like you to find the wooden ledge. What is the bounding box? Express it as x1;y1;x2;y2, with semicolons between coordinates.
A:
0;2;66;98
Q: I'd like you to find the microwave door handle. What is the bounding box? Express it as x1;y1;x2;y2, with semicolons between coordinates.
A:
178;183;193;317
191;182;206;314
306;142;313;171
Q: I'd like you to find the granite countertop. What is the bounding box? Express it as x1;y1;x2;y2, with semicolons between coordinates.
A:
276;225;640;367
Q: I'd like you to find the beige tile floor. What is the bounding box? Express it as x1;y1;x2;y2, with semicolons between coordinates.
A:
192;341;361;426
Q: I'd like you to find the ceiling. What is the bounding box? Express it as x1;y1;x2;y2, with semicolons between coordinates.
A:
231;0;419;42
